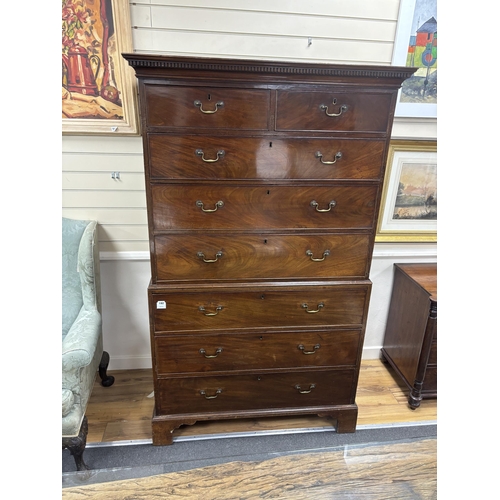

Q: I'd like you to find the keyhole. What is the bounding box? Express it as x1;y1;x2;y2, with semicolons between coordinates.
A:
267;190;270;195
264;239;268;244
269;142;273;147
208;94;211;100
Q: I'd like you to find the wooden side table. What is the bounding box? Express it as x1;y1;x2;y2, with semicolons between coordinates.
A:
380;263;437;409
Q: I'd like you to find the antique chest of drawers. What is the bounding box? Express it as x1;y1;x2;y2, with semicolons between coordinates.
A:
124;54;414;445
381;263;437;409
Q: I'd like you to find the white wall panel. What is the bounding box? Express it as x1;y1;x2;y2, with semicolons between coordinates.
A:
132;29;394;64
143;6;396;42
62;172;145;191
137;1;399;20
62;154;144;173
62;190;147;207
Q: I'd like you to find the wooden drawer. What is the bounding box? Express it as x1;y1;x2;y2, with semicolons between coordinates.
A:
151;184;378;231
154;233;371;282
276;91;393;133
155;330;361;375
144;85;270;129
155;369;356;414
150;284;370;333
148;135;386;181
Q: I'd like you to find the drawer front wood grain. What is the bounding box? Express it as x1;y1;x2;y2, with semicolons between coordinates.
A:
148;135;386;181
276;91;393;133
154;233;371;282
155;330;361;374
151;184;378;231
156;369;356;414
150;284;370;333
144;85;270;129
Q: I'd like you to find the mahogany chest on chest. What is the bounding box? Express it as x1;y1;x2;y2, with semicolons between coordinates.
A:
124;54;414;445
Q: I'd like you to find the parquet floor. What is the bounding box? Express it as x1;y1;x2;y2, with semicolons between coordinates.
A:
85;358;437;443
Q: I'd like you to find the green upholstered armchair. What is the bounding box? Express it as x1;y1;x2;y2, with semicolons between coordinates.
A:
62;217;114;471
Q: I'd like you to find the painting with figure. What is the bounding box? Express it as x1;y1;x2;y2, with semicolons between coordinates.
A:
62;0;124;121
400;0;437;104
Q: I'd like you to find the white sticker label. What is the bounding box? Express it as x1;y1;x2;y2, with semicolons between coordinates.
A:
156;301;167;309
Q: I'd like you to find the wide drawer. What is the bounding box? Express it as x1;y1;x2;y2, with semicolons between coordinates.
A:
155;329;361;374
149;284;370;333
154;233;371;282
155;369;356;414
144;85;270;129
151;184;378;231
148;135;386;181
276;91;393;133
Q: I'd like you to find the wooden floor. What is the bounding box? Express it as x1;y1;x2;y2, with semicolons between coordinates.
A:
85;358;437;443
63;438;437;499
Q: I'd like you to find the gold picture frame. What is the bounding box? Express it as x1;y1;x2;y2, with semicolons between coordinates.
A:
62;0;139;135
376;140;437;242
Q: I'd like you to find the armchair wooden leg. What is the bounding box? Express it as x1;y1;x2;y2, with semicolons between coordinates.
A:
99;351;115;387
62;416;89;471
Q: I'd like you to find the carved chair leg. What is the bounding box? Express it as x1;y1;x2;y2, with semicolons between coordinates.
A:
62;416;89;471
99;351;115;387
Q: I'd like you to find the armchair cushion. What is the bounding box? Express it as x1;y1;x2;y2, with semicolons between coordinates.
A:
62;218;90;339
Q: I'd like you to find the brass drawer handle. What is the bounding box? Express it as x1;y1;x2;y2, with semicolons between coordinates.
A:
306;250;330;262
310;200;336;212
319;99;347;117
295;384;316;394
200;389;222;399
301;302;324;314
199;347;223;358
196;200;224;212
194;100;224;114
197;251;223;263
198;305;224;316
297;344;321;355
315;151;342;165
196;149;225;163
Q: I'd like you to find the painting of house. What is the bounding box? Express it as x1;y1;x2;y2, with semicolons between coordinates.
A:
400;0;437;105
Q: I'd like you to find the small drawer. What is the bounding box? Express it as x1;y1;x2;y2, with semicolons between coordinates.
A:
144;85;270;129
148;134;386;181
154;329;362;374
150;283;370;333
151;184;378;231
154;233;371;282
155;369;356;414
276;91;393;133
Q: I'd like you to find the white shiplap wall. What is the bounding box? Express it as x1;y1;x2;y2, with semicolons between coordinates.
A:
62;0;437;369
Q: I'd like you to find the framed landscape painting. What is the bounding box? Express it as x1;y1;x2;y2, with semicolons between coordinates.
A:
376;141;437;242
62;0;139;135
392;0;437;118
